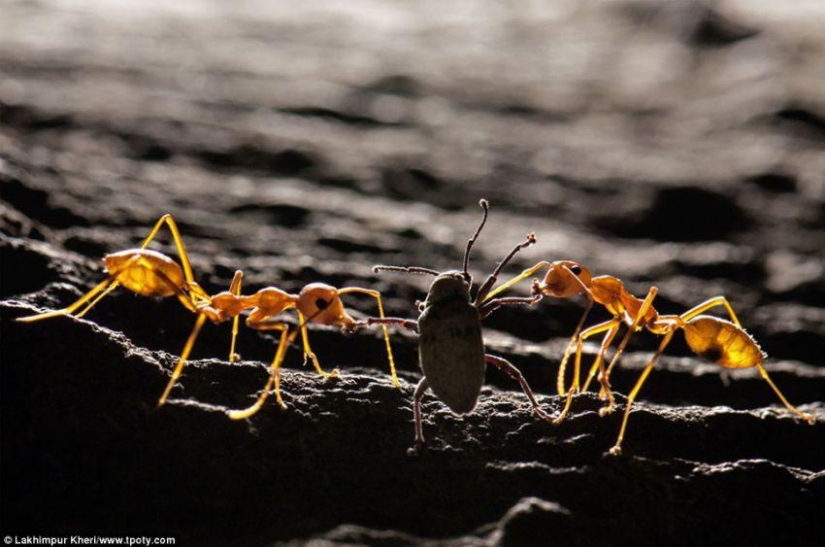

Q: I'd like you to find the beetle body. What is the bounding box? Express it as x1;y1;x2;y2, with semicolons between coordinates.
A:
367;200;552;445
418;272;485;414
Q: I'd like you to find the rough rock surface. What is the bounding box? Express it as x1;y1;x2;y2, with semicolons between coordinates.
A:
2;1;824;546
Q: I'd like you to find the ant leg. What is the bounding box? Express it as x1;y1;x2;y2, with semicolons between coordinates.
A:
609;331;675;455
680;296;741;326
602;287;659;383
16;278;117;323
557;300;594;396
228;325;297;420
483;261;552;302
477;295;539;320
297;311;340;380
138;214;196;284
338;287;399;388
554;318;620;425
413;377;430;445
228;270;244;363
158;313;208;406
580;323;620;408
485;354;553;422
554;263;600;394
75;281;121;318
475;233;537;305
756;364;815;424
593;287;659;415
463;199;490;279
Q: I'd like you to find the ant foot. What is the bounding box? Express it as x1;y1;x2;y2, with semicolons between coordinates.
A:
597;380;612;401
322;368;341;380
230;352;242;363
803;414;815;425
608;445;622;456
598;405;616;417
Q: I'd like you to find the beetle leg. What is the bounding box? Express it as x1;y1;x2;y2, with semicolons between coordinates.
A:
373;265;439;276
474;233;537;306
413;377;430;444
483;261;552;302
485;354;553;423
478;295;540;320
359;317;420;334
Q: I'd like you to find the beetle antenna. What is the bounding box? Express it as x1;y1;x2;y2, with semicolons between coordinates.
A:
373;265;440;276
463;199;489;281
492;233;536;280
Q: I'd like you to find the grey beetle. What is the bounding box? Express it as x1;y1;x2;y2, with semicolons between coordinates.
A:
362;199;554;444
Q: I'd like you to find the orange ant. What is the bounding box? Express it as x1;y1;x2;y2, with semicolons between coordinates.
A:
486;260;815;454
223;281;399;420
16;214;247;406
16;215;399;415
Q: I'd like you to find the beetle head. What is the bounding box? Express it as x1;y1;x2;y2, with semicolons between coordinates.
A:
424;270;471;308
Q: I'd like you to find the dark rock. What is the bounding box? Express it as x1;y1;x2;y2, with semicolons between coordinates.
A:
1;2;824;546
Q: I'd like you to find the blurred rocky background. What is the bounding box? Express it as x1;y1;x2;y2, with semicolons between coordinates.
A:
1;1;824;545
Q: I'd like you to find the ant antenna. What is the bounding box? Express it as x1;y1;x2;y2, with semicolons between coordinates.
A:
300;307;326;328
463;199;489;281
373;265;440;276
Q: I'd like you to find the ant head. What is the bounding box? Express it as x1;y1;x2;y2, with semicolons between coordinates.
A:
424;271;471;308
296;283;353;327
536;261;592;298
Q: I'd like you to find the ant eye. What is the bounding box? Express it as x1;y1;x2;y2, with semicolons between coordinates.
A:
570;266;582;275
315;298;329;310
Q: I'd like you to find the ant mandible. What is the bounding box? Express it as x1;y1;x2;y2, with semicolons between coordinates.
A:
486;260;815;454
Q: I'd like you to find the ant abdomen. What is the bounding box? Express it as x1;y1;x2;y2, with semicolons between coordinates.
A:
683;315;765;369
104;249;186;298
